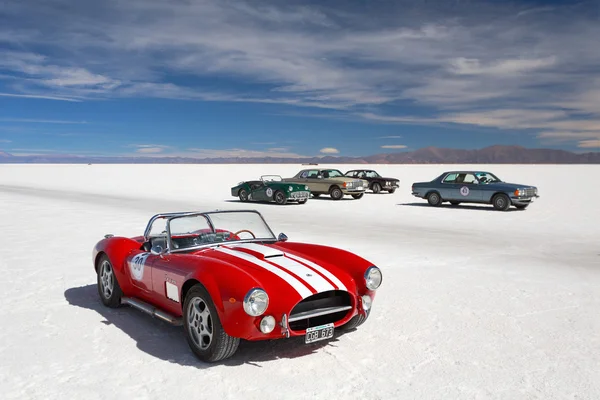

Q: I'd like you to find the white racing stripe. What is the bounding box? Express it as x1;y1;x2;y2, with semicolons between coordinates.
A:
215;247;312;298
266;254;335;293
285;253;348;291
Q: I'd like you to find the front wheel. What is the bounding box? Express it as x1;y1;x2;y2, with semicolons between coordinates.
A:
341;310;370;330
183;284;240;363
274;190;287;205
492;193;511;211
515;204;529;210
387;188;396;194
330;186;343;200
351;193;364;199
97;254;123;308
372;182;381;194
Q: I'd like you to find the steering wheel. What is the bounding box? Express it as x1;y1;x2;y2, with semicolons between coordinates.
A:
233;229;256;239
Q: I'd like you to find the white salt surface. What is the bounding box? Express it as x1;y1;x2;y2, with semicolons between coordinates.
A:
0;163;599;399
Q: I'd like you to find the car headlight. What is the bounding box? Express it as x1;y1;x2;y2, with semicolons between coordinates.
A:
243;288;269;316
305;185;309;190
289;186;293;191
260;315;276;333
364;266;382;290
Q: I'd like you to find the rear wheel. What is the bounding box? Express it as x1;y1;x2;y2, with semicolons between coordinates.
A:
427;192;442;206
330;186;343;200
97;254;123;308
183;284;240;363
239;189;249;202
492;193;511;211
274;190;287;205
351;193;364;199
372;182;381;194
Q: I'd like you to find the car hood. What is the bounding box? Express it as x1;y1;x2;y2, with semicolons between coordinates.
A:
484;182;537;190
197;242;356;304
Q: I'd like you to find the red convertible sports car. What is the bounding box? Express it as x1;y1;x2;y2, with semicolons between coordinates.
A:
93;210;382;362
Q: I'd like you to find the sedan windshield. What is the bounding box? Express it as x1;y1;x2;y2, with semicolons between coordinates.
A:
167;211;276;250
474;172;502;183
321;169;344;177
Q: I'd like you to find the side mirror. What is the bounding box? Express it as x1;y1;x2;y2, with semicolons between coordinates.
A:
151;245;164;256
278;233;288;242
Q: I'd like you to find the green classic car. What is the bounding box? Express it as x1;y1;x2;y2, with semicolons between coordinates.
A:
231;175;310;205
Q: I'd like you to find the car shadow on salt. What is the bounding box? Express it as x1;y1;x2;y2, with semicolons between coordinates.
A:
64;284;354;368
398;202;522;212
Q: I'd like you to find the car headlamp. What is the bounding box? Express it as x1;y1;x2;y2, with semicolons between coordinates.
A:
259;315;276;333
289;186;293;191
361;295;372;311
364;266;382;290
243;288;269;316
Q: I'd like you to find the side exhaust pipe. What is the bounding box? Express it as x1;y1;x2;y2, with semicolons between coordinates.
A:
121;297;183;326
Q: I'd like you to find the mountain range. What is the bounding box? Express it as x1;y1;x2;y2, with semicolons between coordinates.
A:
1;145;599;164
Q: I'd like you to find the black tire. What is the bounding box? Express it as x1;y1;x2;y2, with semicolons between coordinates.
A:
351;193;364;199
97;254;123;308
492;193;511;211
183;284;240;363
330;186;343;200
298;199;307;204
450;201;460;206
239;189;249;202
312;193;321;198
274;190;287;205
372;182;381;194
515;204;529;210
341;310;369;331
387;188;396;194
427;191;442;206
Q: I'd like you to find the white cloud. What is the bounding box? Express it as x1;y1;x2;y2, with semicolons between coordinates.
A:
0;118;87;124
381;144;407;149
184;148;306;158
0;139;11;143
578;140;600;148
320;147;339;154
0;92;81;102
379;135;403;139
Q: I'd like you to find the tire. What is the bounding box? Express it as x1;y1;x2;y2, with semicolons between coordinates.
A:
351;193;364;199
97;254;123;308
330;186;343;200
341;310;370;331
274;190;287;205
492;193;511;211
427;191;442;206
387;188;396;194
515;204;529;210
372;182;381;194
312;193;321;198
298;199;307;204
450;201;460;206
183;284;240;363
239;189;249;202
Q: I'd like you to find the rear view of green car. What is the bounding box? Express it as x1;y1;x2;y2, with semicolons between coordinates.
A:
231;175;310;205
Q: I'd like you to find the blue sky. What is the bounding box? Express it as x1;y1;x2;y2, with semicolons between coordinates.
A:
1;0;599;158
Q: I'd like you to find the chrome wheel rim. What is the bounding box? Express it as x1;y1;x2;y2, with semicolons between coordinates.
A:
276;192;285;203
496;197;506;208
187;297;213;350
431;194;439;203
240;190;247;201
99;260;114;299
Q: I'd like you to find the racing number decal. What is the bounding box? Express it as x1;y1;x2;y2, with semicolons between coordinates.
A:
266;188;273;197
460;186;470;196
129;252;150;281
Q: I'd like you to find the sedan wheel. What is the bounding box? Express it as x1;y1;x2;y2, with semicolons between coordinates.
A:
492;193;511;211
427;192;442;206
330;186;343;200
183;284;240;362
372;182;381;194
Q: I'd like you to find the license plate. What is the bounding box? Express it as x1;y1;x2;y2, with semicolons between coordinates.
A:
305;323;334;344
357;187;363;190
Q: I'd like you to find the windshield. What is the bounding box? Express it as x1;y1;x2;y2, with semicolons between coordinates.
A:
474;172;502;183
364;171;380;178
166;211;276;251
321;169;344;178
261;175;282;182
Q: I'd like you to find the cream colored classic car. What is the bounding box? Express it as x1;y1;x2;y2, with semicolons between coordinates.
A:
283;168;368;200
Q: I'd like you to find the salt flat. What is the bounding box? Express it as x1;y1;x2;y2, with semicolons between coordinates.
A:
0;163;599;400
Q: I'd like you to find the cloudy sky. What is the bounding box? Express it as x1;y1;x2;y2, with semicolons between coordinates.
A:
1;0;599;157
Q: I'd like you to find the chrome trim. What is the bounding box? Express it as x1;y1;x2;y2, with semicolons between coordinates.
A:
364;266;382;290
288;305;352;322
104;234;114;238
243;287;269;316
121;297;183;326
281;313;290;338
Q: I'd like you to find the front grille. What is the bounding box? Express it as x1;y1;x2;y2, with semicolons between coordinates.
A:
288;290;352;331
291;191;309;199
522;188;536;197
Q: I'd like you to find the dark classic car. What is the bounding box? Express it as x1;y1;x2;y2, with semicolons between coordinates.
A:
344;169;400;194
411;171;539;211
231;175;310;205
